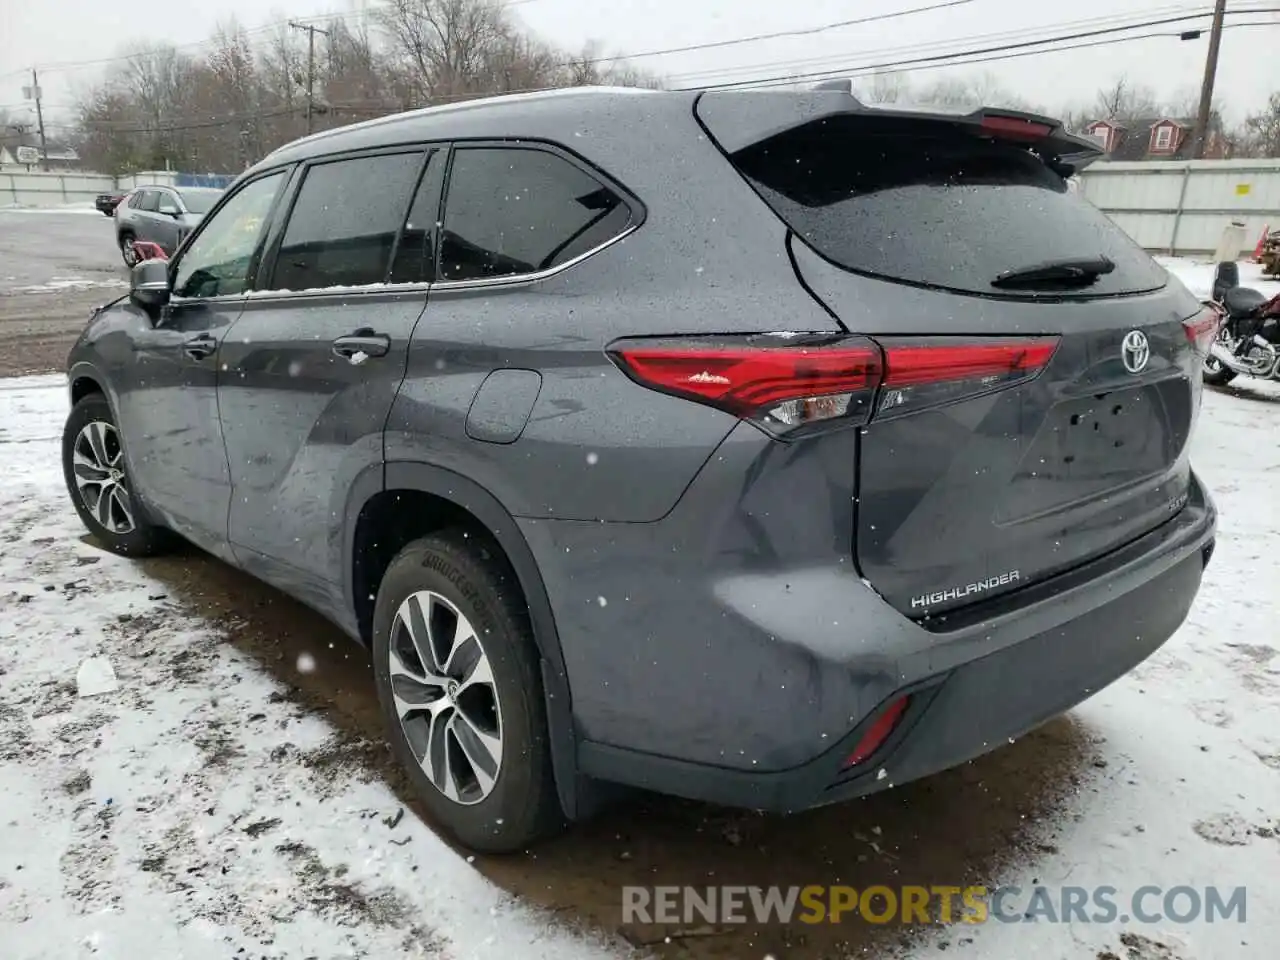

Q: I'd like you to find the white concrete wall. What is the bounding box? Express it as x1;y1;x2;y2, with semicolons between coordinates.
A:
1;170;117;207
1078;158;1280;258
1;170;178;207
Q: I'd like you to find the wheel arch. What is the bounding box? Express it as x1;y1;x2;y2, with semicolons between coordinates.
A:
69;362;109;403
345;461;581;818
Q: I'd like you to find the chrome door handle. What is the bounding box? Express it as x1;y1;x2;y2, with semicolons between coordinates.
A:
332;329;390;360
183;334;217;360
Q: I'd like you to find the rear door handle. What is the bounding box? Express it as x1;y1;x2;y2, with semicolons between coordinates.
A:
332;328;391;360
183;334;217;360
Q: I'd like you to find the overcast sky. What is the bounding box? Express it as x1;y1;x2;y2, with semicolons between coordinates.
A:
3;0;1278;134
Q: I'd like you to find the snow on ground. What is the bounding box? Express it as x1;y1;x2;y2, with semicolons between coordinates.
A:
0;203;105;216
0;377;631;959
1156;256;1280;302
11;277;126;295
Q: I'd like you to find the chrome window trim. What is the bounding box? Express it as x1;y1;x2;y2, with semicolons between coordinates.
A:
234;282;434;306
168;221;635;305
430;220;639;292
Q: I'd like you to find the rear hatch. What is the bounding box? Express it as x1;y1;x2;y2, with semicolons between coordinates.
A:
696;91;1208;618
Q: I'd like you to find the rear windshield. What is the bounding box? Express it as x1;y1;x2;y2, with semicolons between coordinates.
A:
731;116;1166;298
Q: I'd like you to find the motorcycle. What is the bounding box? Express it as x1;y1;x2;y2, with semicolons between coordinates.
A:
1201;261;1280;387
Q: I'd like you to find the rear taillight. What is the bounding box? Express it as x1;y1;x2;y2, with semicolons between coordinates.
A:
1183;306;1221;356
875;337;1059;421
610;334;1059;436
609;334;882;437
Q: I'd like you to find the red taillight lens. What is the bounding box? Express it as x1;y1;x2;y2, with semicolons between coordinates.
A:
875;337;1059;421
845;695;910;767
609;334;883;436
1183;306;1221;356
979;115;1054;141
611;334;1059;434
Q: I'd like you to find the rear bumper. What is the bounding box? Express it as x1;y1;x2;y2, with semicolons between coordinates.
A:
518;422;1215;812
580;539;1209;811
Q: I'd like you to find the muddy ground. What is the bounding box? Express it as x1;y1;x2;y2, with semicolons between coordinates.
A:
0;208;1167;960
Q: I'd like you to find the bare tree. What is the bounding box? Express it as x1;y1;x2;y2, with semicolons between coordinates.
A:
860;70;909;105
377;0;511;100
70;2;661;174
1093;76;1161;125
1240;92;1280;158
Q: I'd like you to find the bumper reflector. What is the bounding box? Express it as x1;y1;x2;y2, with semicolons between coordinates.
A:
844;695;910;767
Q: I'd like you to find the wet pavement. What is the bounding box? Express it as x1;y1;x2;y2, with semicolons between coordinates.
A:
0;208;125;376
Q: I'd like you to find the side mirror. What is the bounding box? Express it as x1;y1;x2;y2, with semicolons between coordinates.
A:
130;259;171;311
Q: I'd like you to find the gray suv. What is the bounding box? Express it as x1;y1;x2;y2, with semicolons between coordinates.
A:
63;87;1218;852
115;185;223;265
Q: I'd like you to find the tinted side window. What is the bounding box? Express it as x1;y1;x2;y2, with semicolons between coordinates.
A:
136;190;159;212
439;147;632;282
271;152;424;291
172;172;284;299
156;191;181;214
388;150;445;285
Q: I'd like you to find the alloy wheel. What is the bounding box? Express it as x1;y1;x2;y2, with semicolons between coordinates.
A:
121;237;138;267
72;421;136;535
388;590;504;805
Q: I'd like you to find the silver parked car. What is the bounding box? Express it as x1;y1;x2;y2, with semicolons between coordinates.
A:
115;185;224;265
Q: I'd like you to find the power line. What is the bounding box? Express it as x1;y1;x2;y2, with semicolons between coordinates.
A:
662;1;1232;83
11;0;1262;86
677;5;1280;90
6;0;973;80
571;0;976;66
767;18;1279;86
22;2;1279;137
57;14;1280;137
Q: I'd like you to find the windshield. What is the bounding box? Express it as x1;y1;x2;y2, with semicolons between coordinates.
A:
178;188;224;215
731;116;1167;298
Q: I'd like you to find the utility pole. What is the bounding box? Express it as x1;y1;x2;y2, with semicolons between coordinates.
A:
288;20;330;135
23;68;49;171
1190;0;1227;160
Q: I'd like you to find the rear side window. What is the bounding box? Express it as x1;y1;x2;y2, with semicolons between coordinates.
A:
439;147;632;282
272;151;425;291
732;117;1166;298
134;190;159;212
388;150;446;285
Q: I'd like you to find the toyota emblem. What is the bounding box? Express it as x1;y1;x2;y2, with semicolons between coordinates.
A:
1121;330;1150;374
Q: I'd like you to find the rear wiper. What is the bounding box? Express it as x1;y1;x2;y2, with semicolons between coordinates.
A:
991;255;1115;289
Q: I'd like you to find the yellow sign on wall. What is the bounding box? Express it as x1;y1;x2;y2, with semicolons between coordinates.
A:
1236;183;1252;196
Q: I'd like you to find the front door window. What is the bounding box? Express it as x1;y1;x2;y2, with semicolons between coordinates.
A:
171;172;285;299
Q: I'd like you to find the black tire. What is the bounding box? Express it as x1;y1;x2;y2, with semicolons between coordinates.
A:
119;231;138;268
1202;359;1237;386
62;393;173;556
371;530;563;853
1201;315;1238;386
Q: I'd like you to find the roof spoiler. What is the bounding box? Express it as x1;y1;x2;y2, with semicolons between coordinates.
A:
694;87;1103;176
